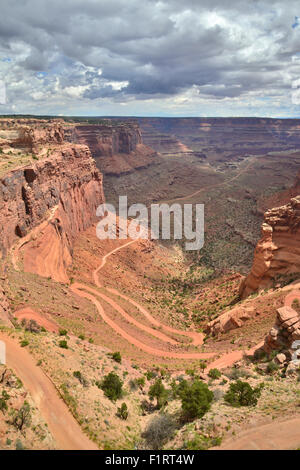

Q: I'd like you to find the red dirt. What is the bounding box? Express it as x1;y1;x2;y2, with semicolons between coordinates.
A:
14;307;59;333
70;239;266;363
0;332;98;450
216;415;300;450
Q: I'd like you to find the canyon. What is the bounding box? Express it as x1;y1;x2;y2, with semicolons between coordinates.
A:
0;116;299;451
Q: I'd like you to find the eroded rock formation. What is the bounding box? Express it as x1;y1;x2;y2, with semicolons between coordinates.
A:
0;124;104;283
14;120;65;152
239;195;300;298
205;305;256;336
74;122;158;176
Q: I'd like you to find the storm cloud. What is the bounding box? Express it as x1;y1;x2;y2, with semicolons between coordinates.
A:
0;0;300;116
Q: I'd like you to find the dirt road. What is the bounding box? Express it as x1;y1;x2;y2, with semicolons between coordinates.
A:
216;416;300;450
0;333;98;450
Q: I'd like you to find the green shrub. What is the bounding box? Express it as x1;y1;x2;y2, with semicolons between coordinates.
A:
145;371;156;381
20;339;29;347
59;329;68;336
208;368;221;380
100;372;123;401
267;361;279;374
181;380;213;422
11;401;31;430
73;370;88;387
117;402;128;420
59;340;68;349
15;439;24;450
148;379;168;409
184;434;222;450
0;398;8;413
112;351;122;364
136;377;145;388
224;380;263;407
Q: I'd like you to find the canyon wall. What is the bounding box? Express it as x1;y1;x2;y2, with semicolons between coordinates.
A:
239;194;300;298
0;127;104;283
73;122;158;176
14;120;65;152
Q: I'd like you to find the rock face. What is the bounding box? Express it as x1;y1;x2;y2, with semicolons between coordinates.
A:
264;303;300;364
0;284;12;327
14;120;65;153
239;195;300;298
0;124;104;283
73;122;158;176
205;305;256;336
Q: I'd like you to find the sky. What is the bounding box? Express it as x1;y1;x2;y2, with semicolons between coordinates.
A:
1;0;300;117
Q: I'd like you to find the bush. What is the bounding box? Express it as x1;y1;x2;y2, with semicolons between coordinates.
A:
0;398;8;413
224;367;250;380
21;319;41;333
267;361;279;374
59;340;68;349
224;380;263;407
136;377;145;388
15;439;25;450
148;379;168;409
140;399;156;415
145;371;157;381
117;402;128;420
73;370;88;387
142;414;176;450
112;352;122;364
20;339;29;348
59;329;68;336
100;372;123;401
208;368;221;380
11;401;31;431
180;380;213;422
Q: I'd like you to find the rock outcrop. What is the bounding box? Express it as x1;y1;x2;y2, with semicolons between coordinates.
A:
264;305;300;354
14;120;65;153
205;305;256;336
0;284;12;327
0;123;105;283
239;195;300;298
263;292;300;370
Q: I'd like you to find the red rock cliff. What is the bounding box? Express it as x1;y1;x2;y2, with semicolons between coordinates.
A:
73;122;158;176
0;131;104;283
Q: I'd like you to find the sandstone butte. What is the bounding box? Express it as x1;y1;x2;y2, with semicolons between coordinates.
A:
240;191;300;298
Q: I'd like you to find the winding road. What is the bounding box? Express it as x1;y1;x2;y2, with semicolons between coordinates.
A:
70;238;263;364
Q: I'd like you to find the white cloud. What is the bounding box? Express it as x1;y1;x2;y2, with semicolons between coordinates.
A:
0;0;300;116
